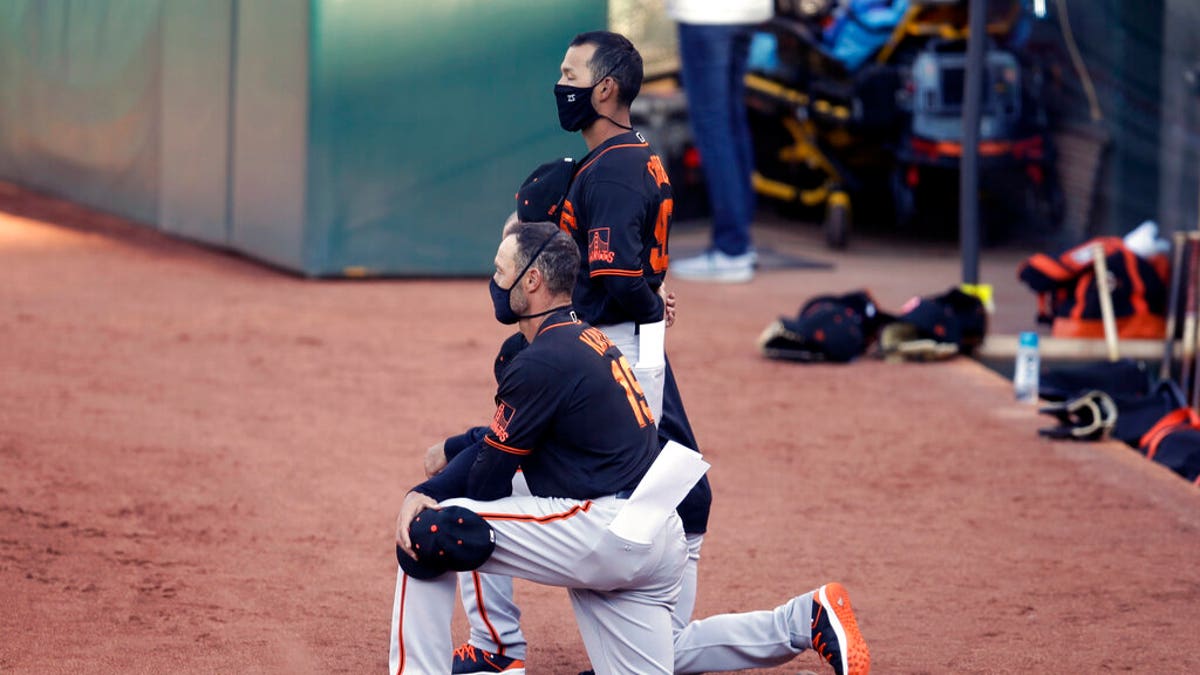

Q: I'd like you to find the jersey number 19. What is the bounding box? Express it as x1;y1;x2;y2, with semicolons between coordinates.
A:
611;355;654;428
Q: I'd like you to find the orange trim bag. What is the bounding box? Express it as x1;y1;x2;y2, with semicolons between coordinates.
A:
1017;237;1169;339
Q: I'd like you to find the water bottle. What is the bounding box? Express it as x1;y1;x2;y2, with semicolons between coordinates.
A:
1013;331;1040;403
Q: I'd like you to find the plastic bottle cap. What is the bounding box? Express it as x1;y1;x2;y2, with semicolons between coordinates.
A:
1018;331;1038;348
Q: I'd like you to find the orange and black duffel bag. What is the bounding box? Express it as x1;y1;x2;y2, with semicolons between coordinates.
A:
1017;236;1169;339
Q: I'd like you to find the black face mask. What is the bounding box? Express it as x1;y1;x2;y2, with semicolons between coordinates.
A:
488;278;525;325
554;81;602;132
490;233;560;325
554;69;633;133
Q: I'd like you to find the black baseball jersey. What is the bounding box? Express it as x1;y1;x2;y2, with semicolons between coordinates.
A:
414;309;659;502
423;323;711;535
559;131;673;326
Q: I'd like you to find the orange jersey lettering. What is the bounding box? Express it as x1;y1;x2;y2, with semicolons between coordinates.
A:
611;355;654;427
646;154;670;188
578;326;614;356
559;199;577;232
650;198;672;274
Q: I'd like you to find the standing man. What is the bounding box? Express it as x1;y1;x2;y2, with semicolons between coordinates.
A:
452;29;714;675
552;31;714;531
389;223;690;675
552;30;675;404
667;0;773;283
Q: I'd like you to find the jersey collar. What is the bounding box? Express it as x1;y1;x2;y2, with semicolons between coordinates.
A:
536;307;581;337
581;130;644;162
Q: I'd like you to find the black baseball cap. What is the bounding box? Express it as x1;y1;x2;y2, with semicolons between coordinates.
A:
898;297;962;346
493;332;529;384
779;304;866;362
515;158;575;222
897;288;987;354
396;506;496;580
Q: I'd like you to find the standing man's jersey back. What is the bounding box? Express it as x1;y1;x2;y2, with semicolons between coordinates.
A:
560;130;673;327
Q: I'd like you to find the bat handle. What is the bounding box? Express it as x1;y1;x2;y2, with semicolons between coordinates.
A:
1091;243;1120;363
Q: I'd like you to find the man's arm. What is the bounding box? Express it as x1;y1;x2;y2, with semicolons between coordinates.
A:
467;446;523;501
445;426;489;459
469;356;562;499
424;426;490;477
417;432;524;502
584;179;665;322
412;439;485;502
598;273;663;320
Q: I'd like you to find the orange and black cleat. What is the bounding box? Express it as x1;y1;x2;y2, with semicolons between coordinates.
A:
451;642;526;675
811;582;871;675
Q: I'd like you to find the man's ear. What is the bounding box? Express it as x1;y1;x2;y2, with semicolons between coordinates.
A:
595;76;616;103
525;266;542;291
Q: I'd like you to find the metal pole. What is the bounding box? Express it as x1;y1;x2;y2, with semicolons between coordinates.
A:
1161;232;1188;381
960;0;988;284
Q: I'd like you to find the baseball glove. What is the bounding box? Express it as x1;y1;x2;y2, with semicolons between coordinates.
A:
1038;389;1118;441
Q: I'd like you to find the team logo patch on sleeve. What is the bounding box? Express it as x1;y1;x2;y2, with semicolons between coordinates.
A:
588;228;615;264
490;400;516;442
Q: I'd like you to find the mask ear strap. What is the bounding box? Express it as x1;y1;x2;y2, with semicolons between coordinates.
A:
592;69;615;89
592;69;634;131
508;232;560;291
598;114;633;131
513;232;572;321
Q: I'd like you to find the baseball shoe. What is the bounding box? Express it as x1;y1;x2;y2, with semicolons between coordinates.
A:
451;642;526;674
811;582;870;675
670;249;755;283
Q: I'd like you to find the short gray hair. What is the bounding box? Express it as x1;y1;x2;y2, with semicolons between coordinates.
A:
508;222;578;296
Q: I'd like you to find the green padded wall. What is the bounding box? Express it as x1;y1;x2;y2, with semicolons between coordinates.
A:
229;0;311;271
0;1;607;276
0;1;163;224
304;0;606;276
159;0;234;246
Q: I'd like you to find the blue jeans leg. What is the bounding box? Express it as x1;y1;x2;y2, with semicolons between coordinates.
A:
677;22;757;257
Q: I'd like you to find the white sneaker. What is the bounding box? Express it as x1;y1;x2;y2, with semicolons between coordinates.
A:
671;250;755;283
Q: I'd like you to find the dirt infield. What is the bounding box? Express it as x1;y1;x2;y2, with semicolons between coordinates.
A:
3;184;1199;674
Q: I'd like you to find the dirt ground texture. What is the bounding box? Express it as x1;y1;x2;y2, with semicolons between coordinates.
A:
3;182;1200;674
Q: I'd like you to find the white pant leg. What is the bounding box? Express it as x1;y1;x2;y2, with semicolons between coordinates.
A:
671;591;813;674
598;323;666;424
451;495;681;591
436;495;686;672
457;472;531;658
633;362;666;423
598;322;639;364
459;571;525;658
389;566;458;674
570;585;677;675
671;533;704;634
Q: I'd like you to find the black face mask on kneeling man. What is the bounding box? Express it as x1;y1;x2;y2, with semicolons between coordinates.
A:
489;233;560;325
